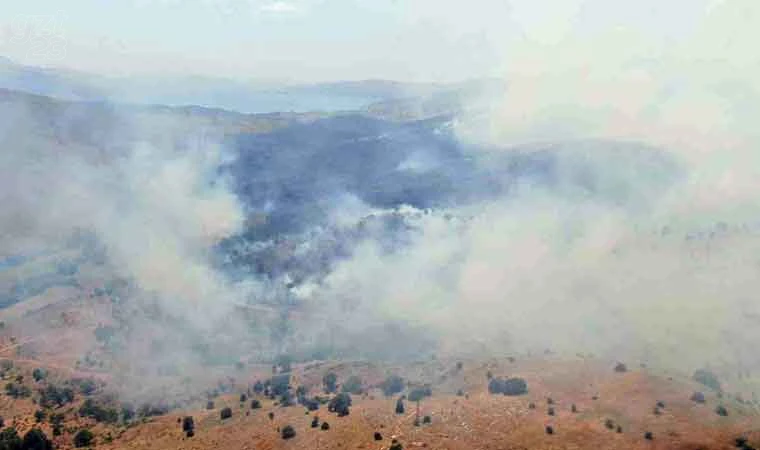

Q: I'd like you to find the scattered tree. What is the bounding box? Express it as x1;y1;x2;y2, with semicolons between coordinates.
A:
408;386;432;403
31;369;47;383
545;425;554;435
320;421;330;430
341;376;363;395
4;383;31;398
220;407;232;420
182;416;194;437
275;355;292;374
22;428;52;450
251;399;262;409
206;400;215;410
34;410;46;423
311;416;319;428
328;393;351;417
269;374;291;397
0;427;21;450
614;362;628;373
715;405;728;417
489;377;528;396
644;431;653;440
73;429;94;448
422;415;431;424
381;375;404;397
281;425;296;440
693;369;721;391
389;438;403;450
395;397;405;414
323;372;338;393
374;432;383;440
79;399;119;423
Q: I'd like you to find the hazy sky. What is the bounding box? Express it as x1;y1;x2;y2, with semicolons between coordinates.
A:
0;0;750;82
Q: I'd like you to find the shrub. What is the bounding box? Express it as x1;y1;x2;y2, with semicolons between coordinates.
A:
311;416;319;428
32;369;47;383
328;393;351;417
381;375;405;397
239;393;247;403
220;407;232;420
321;421;330;430
34;410;46;423
206;400;215;410
604;419;615;430
693;369;721;391
690;391;706;403
571;404;577;413
22;428;52;450
251;399;262;409
395;397;405;414
389;438;403;450
341;376;363;395
422;415;431;424
281;425;296;440
456;362;463;371
545;425;554;435
374;432;383;440
547;407;555;416
644;431;653;440
253;380;264;394
614;362;627;373
715;405;728;416
73;429;94;447
323;372;337;393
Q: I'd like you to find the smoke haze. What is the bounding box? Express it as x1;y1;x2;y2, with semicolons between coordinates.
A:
2;0;760;403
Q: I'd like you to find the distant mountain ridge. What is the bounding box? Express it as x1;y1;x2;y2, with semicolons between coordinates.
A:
0;56;475;114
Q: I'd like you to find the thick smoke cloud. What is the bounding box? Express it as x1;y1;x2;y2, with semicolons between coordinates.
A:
285;0;760;386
